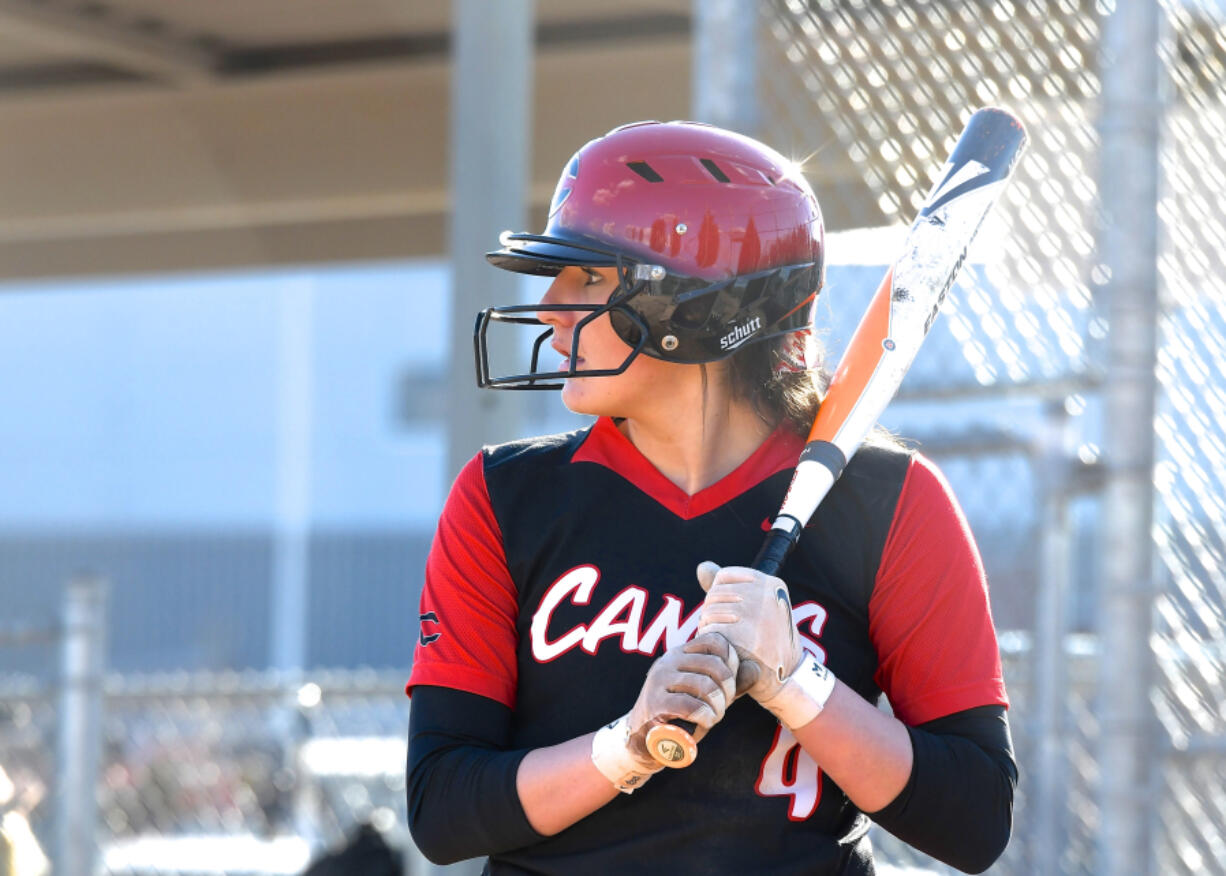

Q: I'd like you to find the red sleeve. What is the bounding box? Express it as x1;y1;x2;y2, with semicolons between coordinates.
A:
868;454;1008;725
406;452;519;707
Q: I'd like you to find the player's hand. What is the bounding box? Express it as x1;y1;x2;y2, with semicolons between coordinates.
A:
696;562;836;730
591;631;738;792
627;630;739;751
696;562;802;699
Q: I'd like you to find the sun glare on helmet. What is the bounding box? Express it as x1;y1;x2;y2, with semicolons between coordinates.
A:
781;157;807;180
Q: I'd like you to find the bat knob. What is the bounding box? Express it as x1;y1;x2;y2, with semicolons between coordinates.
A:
646;721;697;768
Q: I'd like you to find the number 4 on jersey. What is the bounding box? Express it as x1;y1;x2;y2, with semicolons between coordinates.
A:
755;724;822;820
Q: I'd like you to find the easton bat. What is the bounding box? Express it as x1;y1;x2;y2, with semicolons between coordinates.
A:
645;106;1029;769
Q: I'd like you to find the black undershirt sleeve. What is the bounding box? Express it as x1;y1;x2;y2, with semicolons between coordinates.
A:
407;685;1016;871
406;685;545;865
868;704;1018;874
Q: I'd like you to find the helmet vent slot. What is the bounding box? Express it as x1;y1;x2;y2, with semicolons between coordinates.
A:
626;161;664;182
700;159;731;183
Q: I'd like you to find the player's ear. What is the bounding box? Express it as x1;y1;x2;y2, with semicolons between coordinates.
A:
696;561;721;592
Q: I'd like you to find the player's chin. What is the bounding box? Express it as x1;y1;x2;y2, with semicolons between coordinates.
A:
560;380;599;415
560;380;620;418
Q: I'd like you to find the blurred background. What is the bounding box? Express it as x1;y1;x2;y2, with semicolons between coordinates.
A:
0;0;1221;873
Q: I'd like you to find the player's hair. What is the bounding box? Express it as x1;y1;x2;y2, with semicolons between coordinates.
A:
727;334;826;436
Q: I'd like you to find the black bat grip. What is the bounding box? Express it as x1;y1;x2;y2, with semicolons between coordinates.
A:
751;524;802;577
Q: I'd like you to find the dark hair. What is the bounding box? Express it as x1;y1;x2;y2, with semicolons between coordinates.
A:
726;333;827;436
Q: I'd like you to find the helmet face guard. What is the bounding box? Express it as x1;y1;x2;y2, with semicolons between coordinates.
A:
473;304;647;390
474;236;650;390
473;234;820;389
474;120;825;390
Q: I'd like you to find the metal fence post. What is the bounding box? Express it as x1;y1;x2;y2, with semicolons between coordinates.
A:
1032;401;1072;874
446;0;534;482
55;574;107;876
289;685;322;859
271;276;315;677
1096;1;1163;874
692;0;760;135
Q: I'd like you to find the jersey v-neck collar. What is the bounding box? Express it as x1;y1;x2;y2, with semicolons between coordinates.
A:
571;416;804;521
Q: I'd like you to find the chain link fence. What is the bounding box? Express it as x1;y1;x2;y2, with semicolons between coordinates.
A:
0;643;425;875
0;624;56;876
760;0;1226;873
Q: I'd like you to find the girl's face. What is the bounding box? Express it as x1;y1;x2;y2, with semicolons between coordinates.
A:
536;266;695;421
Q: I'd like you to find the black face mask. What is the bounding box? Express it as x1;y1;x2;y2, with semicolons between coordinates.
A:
473;240;655;390
473;301;650;391
475;232;821;390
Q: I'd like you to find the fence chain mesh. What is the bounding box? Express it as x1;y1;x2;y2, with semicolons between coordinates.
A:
1153;3;1226;875
758;0;1226;873
755;1;1226;876
0;672;415;875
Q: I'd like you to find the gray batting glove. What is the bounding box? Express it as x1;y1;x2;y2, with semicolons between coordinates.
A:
696;562;837;730
591;631;738;792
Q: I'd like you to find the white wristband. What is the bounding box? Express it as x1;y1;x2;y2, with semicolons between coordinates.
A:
591;714;661;794
759;651;838;729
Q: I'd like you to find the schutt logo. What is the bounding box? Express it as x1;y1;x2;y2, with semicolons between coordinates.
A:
719;316;762;351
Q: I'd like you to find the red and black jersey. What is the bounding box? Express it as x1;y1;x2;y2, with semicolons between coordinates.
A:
408;416;1007;874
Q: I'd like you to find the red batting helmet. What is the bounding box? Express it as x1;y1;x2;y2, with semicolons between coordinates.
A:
475;120;825;389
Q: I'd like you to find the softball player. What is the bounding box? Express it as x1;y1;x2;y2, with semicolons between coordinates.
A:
407;121;1015;874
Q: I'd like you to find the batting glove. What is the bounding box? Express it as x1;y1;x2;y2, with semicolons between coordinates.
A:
591;631;738;792
696;562;836;730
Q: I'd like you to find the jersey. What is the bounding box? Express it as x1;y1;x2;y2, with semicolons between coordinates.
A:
408;416;1007;875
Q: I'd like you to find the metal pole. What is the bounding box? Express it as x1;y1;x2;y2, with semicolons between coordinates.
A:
290;690;321;858
429;3;533;871
691;0;759;135
271;276;314;675
1096;1;1163;874
269;279;316;856
445;0;534;482
1032;401;1072;874
55;574;107;876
